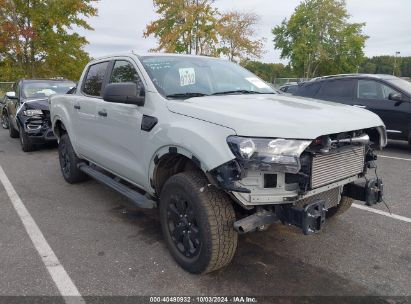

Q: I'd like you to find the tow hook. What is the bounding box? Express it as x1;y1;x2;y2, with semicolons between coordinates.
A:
233;200;327;235
345;178;384;206
280;200;327;235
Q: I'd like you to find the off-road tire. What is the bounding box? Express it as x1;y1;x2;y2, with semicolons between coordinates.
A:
19;126;35;152
58;134;88;184
8;119;19;138
159;171;238;274
326;196;353;218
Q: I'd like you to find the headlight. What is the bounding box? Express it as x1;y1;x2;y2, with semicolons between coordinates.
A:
23;109;43;116
227;136;312;173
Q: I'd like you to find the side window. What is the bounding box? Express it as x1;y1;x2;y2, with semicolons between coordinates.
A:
109;60;144;89
297;82;321;97
317;79;355;98
357;80;382;99
381;83;400;100
357;80;400;100
82;61;109;97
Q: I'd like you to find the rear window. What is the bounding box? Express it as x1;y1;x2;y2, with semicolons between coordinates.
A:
317;79;355;98
82;61;109;97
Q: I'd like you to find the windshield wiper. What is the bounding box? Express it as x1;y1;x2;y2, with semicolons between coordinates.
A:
166;92;209;99
211;90;275;95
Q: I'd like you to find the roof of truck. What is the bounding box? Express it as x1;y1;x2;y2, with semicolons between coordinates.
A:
90;52;221;63
310;74;397;81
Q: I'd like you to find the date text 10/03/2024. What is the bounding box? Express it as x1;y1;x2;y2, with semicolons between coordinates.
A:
149;297;258;303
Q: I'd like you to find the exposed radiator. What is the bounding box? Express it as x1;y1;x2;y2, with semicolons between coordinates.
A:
311;146;365;189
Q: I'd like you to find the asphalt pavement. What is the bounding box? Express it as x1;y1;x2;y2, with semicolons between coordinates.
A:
0;128;410;302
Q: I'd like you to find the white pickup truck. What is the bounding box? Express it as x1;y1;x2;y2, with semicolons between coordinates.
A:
50;53;387;274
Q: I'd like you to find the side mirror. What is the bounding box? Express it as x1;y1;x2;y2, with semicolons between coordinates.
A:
6;91;17;99
103;82;145;106
388;92;409;106
388;92;403;102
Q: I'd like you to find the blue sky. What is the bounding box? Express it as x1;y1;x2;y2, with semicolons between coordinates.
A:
77;0;411;63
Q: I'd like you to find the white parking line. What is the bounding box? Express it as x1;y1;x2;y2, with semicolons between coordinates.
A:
352;203;411;223
378;155;411;162
0;166;84;304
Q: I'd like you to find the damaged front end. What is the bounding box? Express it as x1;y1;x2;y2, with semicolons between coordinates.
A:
208;127;386;235
16;99;56;144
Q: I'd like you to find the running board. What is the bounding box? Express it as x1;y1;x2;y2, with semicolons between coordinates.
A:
78;163;156;209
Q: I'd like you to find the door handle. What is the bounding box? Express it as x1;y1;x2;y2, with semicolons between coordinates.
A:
74;104;81;110
353;104;366;109
98;110;107;117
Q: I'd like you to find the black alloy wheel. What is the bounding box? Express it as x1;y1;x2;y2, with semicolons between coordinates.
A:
59;140;71;177
160;171;237;274
166;193;202;259
58;134;89;184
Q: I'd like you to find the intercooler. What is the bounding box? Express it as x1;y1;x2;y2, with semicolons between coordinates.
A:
296;187;341;209
310;146;365;189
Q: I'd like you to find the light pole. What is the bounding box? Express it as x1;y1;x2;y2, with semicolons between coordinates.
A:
393;51;400;76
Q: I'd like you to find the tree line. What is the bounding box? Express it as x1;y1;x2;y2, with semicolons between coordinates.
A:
242;56;411;82
0;0;97;81
144;0;264;63
0;0;408;83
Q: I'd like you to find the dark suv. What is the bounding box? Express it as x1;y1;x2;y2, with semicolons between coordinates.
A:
4;79;75;151
294;74;411;144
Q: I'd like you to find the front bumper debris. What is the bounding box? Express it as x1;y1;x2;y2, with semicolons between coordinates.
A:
233;200;327;235
19;117;56;144
278;200;327;235
344;178;384;206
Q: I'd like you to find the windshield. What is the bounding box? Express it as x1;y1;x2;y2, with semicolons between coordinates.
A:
387;78;411;93
140;56;276;98
22;81;75;99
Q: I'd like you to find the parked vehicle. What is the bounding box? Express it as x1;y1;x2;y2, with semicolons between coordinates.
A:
4;79;75;151
50;54;386;274
1;96;9;129
293;74;411;144
279;82;300;94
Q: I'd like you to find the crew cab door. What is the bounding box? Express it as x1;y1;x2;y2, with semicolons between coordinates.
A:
354;79;411;137
93;59;147;186
72;61;110;158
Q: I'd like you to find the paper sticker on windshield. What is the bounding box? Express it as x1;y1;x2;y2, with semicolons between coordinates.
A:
179;68;196;86
245;77;270;89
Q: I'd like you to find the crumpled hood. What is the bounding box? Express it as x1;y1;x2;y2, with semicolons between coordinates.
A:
167;94;385;139
17;98;50;116
22;98;50;111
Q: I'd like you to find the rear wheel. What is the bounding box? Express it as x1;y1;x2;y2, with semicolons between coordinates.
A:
58;134;88;184
326;196;353;218
159;171;238;274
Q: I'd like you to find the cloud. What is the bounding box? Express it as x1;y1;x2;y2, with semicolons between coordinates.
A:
77;0;411;62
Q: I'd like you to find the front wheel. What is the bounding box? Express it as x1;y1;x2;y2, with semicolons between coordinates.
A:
58;134;89;184
159;171;238;274
19;126;35;152
8;119;19;138
326;196;353;218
